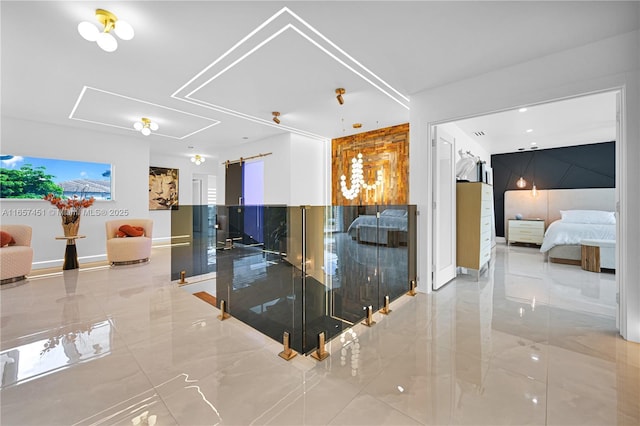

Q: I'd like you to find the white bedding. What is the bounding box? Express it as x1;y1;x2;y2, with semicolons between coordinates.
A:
539;220;616;253
347;209;408;238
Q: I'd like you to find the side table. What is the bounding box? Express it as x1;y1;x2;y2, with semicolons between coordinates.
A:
55;235;86;270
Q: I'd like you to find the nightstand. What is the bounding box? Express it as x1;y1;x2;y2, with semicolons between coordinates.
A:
508;219;545;245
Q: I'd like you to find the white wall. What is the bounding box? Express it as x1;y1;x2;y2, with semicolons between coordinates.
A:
410;30;640;342
216;133;290;205
149;153;217;242
439;122;491;165
216;132;327;206
1;117;150;268
290;134;329;206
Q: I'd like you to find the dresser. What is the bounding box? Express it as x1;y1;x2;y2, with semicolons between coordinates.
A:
507;219;545;245
456;182;493;273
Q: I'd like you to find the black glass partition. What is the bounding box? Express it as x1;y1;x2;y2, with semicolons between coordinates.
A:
172;204;417;354
170;205;216;281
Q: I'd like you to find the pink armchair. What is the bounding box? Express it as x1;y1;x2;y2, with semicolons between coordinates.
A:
1;225;34;285
105;219;153;265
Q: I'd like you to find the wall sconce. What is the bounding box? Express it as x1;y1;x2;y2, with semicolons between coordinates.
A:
516;176;527;188
336;88;345;105
272;112;281;124
190;155;206;166
133;117;158;136
78;9;134;53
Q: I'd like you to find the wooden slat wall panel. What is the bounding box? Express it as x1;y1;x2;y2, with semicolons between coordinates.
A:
331;123;409;205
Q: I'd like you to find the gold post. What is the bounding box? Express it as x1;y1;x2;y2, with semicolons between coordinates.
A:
407;279;417;296
178;270;188;285
310;331;329;361
278;331;297;361
362;305;376;327
218;299;230;321
379;295;392;315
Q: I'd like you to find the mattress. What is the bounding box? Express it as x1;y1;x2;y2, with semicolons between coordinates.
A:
540;220;616;253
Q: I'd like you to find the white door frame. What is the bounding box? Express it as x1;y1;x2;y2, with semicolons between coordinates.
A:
426;87;627;337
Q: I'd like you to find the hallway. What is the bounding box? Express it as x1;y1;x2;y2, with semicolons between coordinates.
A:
1;244;638;425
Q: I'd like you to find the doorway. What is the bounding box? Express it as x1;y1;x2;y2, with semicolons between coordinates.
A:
430;89;622;329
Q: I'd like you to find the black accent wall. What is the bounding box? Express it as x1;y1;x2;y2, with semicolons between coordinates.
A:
491;141;615;237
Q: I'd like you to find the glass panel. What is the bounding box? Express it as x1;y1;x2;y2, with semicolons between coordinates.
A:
302;206;349;354
376;204;410;303
171;204;417;356
215;205;300;351
170;205;216;281
330;205;380;324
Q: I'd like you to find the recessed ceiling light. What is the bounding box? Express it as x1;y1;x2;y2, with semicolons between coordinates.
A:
518;147;526;151
530;142;537;145
526;129;533;133
531;146;539;150
519;108;528;113
352;123;362;129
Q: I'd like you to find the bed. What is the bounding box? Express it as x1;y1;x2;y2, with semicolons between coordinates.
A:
504;188;616;265
347;208;408;245
540;210;616;265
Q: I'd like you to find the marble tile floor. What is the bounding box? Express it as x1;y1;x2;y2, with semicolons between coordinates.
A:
0;244;638;425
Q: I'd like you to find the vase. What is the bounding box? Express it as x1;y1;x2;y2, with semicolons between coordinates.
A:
61;210;81;237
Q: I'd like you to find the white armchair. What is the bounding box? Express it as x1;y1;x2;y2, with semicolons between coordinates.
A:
1;225;34;285
105;219;153;265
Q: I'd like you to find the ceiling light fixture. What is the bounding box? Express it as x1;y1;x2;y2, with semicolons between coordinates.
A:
519;108;528;113
78;9;134;53
133;117;158;136
190;154;206;166
352;123;362;129
336;88;345;105
526;129;533;133
272;111;281;124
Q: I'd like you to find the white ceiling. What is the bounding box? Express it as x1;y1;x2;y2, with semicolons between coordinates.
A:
1;2;637;161
452;91;618;155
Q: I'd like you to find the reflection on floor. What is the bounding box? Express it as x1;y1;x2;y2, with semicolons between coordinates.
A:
0;243;638;425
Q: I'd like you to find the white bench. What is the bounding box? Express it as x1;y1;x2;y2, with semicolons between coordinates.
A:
580;239;615;272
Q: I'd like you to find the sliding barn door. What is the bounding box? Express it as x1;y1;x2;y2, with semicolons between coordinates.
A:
225;162;243;206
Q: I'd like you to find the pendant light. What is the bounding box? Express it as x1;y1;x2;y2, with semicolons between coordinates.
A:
516;152;527;188
531;150;538;197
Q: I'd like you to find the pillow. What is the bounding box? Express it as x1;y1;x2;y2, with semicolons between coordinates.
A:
1;231;15;247
118;225;144;237
380;209;407;217
560;210;616;224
